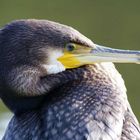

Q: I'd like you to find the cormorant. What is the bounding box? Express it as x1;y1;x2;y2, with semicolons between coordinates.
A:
0;19;140;140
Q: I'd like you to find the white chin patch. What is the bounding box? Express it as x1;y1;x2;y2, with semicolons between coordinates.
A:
42;49;65;74
43;61;65;74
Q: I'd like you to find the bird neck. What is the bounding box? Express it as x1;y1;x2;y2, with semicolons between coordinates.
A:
47;63;127;104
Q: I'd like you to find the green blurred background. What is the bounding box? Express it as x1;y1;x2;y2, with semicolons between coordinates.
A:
0;0;140;125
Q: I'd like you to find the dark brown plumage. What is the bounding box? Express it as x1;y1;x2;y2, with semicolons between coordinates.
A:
0;19;139;140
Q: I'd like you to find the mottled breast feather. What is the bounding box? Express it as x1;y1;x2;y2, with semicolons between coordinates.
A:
3;63;140;140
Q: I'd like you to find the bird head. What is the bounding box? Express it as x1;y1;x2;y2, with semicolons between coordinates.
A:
0;19;139;76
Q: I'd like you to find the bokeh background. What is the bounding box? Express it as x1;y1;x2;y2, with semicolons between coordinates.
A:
0;0;140;138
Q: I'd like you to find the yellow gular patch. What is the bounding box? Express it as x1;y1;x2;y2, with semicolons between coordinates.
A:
57;52;82;69
58;43;92;69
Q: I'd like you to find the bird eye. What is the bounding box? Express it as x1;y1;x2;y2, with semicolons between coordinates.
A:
65;43;76;52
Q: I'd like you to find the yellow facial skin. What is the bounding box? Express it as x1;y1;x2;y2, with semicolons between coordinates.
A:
57;52;82;69
57;43;92;69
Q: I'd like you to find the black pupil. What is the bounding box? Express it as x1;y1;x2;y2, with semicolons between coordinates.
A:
66;44;75;51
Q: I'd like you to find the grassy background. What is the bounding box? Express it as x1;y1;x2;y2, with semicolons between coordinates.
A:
0;0;140;121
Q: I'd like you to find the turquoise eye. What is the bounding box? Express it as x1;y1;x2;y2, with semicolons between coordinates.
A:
66;43;76;52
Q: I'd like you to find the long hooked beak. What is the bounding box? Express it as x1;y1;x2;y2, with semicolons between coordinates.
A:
58;44;140;69
84;44;140;64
